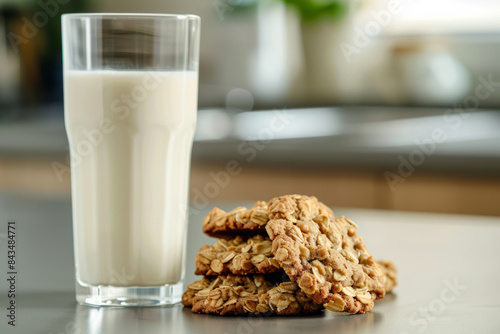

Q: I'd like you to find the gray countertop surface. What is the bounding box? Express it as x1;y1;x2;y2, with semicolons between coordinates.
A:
0;194;500;333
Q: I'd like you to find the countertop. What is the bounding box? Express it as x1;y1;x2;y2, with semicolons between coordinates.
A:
0;194;500;333
2;107;500;174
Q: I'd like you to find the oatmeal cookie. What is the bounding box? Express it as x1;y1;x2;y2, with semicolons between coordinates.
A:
202;201;268;238
266;195;386;314
182;274;322;316
195;235;395;290
195;235;281;276
378;259;398;294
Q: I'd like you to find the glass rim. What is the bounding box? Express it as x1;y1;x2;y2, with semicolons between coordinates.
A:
61;13;200;21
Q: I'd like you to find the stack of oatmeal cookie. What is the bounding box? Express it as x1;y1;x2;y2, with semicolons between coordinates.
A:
182;195;397;316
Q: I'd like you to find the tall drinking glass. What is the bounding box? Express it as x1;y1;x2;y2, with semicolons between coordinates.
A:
62;13;200;307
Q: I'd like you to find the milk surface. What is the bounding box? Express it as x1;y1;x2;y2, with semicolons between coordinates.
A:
64;70;197;286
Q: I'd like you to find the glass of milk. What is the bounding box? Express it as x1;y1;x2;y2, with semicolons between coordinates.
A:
61;14;200;307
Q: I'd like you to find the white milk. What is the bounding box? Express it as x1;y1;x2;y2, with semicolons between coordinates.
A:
64;70;197;286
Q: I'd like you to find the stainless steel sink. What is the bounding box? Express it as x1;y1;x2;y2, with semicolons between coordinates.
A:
195;106;500;144
193;106;500;173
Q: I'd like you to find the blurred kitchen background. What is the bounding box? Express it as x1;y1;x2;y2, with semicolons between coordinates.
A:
1;0;499;216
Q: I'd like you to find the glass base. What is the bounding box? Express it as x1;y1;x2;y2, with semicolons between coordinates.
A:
76;280;183;307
